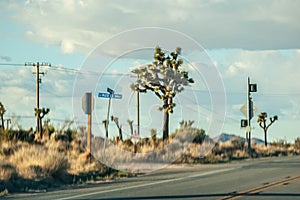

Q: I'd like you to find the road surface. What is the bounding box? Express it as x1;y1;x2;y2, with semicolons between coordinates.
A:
6;156;300;199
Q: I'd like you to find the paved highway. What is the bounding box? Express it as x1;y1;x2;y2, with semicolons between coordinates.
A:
6;156;300;200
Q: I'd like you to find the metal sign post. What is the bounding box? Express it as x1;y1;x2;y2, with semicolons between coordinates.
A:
82;92;94;163
98;88;122;138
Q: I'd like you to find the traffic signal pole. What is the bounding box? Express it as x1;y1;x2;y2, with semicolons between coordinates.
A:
247;77;251;152
36;62;40;134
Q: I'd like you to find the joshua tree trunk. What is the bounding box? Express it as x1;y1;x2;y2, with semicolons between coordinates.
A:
1;115;4;131
118;126;123;141
264;129;267;146
39;118;43;139
163;109;169;141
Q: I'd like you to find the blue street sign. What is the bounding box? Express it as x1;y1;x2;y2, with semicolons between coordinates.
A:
98;92;122;99
112;94;122;99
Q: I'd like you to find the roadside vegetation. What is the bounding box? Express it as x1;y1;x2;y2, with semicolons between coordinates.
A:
0;120;128;195
0;119;299;196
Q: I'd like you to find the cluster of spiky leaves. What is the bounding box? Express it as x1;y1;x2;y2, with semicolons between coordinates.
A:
257;112;278;127
131;46;194;113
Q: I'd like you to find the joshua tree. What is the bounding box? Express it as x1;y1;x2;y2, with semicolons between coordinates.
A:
131;46;194;140
34;107;50;139
111;115;123;141
257;112;278;146
127;119;134;135
0;102;6;131
102;119;108;137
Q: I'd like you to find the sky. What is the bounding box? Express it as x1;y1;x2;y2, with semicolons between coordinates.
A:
0;0;300;143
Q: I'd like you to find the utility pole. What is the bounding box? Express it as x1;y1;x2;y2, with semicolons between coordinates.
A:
25;62;50;135
246;77;251;151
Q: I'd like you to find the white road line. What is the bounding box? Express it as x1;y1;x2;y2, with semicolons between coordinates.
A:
56;166;240;200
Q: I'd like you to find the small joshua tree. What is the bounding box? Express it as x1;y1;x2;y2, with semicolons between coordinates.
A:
257;112;278;147
127;119;134;135
111;115;123;141
0;102;6;131
34;107;50;139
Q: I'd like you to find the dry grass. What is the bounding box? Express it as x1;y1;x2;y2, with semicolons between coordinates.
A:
0;134;107;182
8;141;68;180
0;161;17;180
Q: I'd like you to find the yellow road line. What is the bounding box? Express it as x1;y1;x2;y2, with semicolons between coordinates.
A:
218;175;300;200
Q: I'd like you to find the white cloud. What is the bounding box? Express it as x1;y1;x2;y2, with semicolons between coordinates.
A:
61;39;75;54
213;49;300;95
225;61;247;76
4;0;300;54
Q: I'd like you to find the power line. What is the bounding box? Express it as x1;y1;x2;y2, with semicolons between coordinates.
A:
2;62;300;97
0;63;24;66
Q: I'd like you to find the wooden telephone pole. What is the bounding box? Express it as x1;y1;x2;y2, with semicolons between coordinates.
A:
25;62;51;134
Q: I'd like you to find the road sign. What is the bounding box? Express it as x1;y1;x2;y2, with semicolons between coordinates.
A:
241;119;248;128
240;100;258;120
82;92;94;114
131;134;140;144
98;92;122;99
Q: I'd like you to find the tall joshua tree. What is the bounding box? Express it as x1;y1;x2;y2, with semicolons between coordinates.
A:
131;46;194;141
257;112;278;147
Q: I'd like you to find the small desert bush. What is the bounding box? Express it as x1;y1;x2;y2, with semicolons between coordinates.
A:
0;160;17;180
0;129;34;143
294;137;300;150
9;142;68;179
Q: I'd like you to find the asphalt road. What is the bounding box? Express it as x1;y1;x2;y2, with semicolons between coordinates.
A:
6;156;300;200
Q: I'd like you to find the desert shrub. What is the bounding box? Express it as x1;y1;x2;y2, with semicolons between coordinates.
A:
0;161;17;180
150;129;157;141
270;139;290;148
0;129;34;143
9;143;69;179
231;138;245;150
192;129;206;144
295;137;300;150
0;141;22;156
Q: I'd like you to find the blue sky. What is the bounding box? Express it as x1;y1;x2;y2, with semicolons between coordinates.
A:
0;0;300;143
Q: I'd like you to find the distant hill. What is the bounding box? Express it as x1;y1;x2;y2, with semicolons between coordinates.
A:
213;133;264;144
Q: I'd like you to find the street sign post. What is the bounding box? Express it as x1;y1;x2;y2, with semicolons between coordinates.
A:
81;92;94;163
131;134;140;153
98;88;122;138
